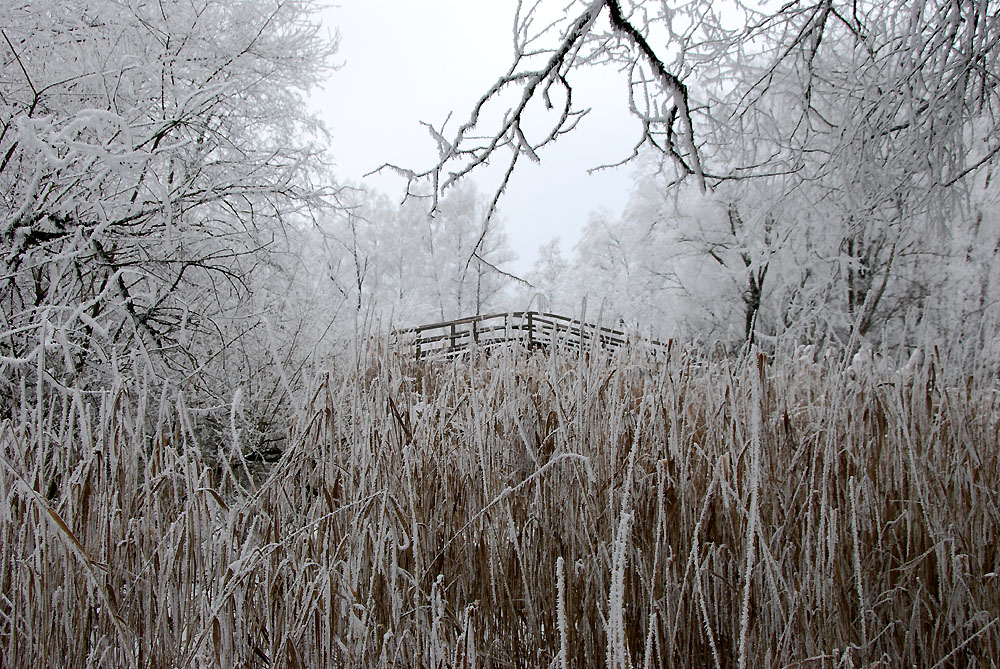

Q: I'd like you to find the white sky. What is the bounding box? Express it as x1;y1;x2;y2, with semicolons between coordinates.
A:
311;0;641;275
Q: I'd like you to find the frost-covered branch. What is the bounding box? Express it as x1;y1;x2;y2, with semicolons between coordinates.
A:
376;0;706;266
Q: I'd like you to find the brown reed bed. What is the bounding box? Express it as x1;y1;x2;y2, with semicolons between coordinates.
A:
1;343;998;667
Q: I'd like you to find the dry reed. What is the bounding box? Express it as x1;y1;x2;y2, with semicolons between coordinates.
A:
1;342;998;667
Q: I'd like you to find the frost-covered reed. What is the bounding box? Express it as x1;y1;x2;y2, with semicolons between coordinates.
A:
1;342;998;666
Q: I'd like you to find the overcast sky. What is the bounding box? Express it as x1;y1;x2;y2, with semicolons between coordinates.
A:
311;1;641;275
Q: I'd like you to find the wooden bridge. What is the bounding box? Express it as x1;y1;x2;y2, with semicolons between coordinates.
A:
392;311;669;361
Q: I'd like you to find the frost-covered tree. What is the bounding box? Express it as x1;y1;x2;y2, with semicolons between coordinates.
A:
528;237;570;312
416;181;517;320
315;181;518;327
570;208;674;328
554;184;739;340
322;186;386;316
0;0;337;392
400;0;1000;351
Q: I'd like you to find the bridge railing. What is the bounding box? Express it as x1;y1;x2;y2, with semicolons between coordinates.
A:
392;311;668;360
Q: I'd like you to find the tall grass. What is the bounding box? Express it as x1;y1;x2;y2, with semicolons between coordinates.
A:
1;342;998;666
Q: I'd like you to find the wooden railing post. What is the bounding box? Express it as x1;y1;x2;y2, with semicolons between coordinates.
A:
527;312;534;348
415;328;422;361
449;323;457;353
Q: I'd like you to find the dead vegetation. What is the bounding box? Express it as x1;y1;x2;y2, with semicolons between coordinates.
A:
1;343;998;667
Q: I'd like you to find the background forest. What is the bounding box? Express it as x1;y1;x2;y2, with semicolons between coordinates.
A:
4;0;1000;400
2;0;1000;666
